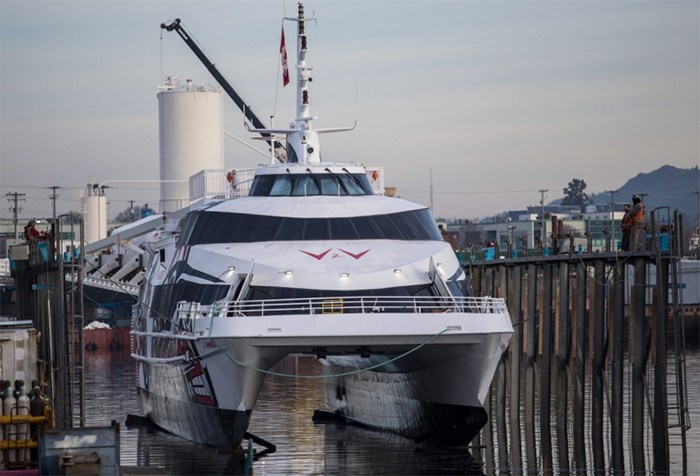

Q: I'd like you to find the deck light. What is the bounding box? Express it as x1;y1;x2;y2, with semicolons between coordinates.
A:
227;266;236;273
394;269;402;274
340;273;349;278
284;270;293;275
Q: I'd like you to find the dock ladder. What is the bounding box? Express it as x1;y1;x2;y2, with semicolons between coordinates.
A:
651;208;691;472
57;214;86;429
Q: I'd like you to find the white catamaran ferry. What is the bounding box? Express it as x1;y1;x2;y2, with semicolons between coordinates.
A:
132;2;513;448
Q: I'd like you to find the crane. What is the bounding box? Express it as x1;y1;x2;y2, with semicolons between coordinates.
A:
161;19;288;162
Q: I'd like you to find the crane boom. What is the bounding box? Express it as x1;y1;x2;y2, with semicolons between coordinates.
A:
161;18;288;162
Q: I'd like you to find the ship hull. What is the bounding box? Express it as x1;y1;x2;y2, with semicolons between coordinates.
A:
133;310;511;448
322;334;506;445
137;385;250;447
133;337;280;448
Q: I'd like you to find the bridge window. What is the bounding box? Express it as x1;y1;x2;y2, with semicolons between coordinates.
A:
178;208;442;245
250;173;374;196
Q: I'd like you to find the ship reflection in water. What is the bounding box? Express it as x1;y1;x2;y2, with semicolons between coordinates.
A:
85;352;484;475
84;349;699;475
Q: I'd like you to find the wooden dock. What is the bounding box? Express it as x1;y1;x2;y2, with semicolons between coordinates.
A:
466;210;692;474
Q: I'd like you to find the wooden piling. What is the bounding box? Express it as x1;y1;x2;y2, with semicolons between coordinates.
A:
591;260;606;472
524;263;537;471
495;266;508;471
508;265;523;472
653;257;670;472
539;264;553;473
572;260;587;469
556;261;570;474
471;266;481;296
483;385;495;476
610;262;625;473
630;257;647;473
495;356;508;472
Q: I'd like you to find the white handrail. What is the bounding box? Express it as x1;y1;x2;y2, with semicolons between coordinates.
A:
169;295;507;320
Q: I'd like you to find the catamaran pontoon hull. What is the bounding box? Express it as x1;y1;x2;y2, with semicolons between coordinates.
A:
322;332;511;445
133;308;512;447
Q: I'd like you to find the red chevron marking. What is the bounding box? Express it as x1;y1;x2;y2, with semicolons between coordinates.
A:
299;249;332;260
339;249;370;260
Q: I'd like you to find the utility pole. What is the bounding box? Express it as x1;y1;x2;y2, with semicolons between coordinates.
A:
694;191;700;233
539;189;548;252
128;200;136;221
694;191;700;260
606;190;618;248
5;192;26;239
47;186;61;222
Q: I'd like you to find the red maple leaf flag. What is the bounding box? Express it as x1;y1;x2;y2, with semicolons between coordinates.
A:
280;26;290;87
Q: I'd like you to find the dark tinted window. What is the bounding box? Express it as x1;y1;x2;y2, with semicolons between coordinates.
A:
249;173;374;196
243;284;439;314
178;209;442;245
247;284;436;301
150;282;228;331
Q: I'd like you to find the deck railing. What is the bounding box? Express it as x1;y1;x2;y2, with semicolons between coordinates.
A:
173;295;507;320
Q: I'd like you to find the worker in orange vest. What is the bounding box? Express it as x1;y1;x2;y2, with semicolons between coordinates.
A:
629;195;645;250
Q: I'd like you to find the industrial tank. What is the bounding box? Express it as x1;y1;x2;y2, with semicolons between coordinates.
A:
81;183;108;244
158;77;224;213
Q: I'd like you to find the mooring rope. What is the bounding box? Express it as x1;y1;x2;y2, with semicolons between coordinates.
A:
208;327;451;379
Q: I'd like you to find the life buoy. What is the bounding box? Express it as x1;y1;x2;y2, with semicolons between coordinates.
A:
371;170;379;181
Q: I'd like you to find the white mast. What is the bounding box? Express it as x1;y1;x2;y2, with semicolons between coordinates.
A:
248;1;354;164
288;2;320;164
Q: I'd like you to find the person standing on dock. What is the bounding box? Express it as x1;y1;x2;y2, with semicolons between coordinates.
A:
621;204;632;251
630;195;645;250
23;220;46;242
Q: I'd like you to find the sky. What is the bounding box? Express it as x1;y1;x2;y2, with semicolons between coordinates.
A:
1;0;698;222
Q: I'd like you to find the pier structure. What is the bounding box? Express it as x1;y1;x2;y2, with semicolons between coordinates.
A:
10;214;86;430
468;208;691;473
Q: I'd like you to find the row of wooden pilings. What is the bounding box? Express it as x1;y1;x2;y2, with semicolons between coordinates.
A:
468;250;685;474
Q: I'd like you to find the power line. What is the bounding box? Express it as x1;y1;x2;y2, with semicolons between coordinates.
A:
400;188;542;195
0;184;82;191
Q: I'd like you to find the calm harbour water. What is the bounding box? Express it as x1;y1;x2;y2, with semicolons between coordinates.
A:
81;348;700;475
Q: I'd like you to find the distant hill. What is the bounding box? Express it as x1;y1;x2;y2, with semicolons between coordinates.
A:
557;165;699;228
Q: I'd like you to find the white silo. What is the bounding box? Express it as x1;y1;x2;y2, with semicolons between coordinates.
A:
158;77;224;213
81;182;108;244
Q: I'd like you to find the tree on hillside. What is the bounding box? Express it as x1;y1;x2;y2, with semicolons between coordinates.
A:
561;178;589;206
